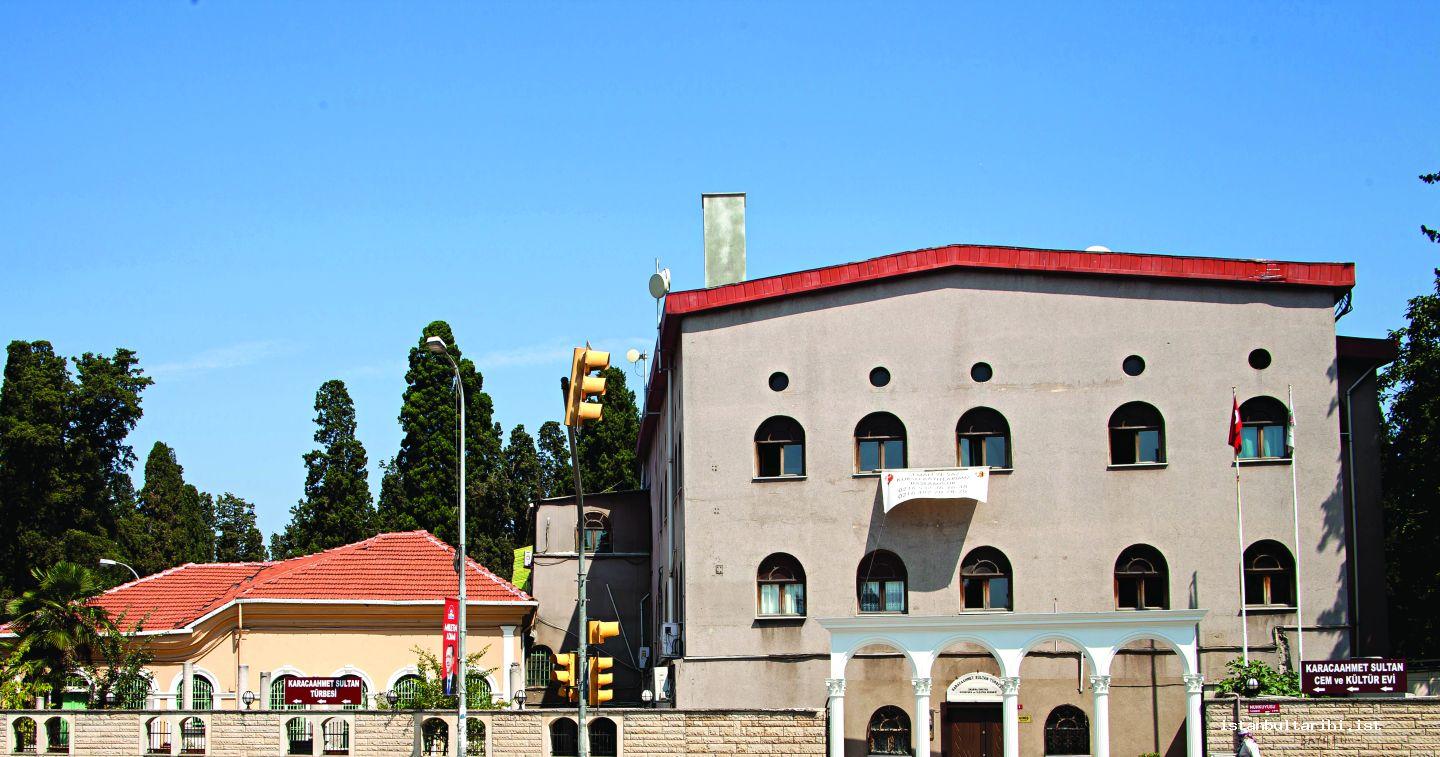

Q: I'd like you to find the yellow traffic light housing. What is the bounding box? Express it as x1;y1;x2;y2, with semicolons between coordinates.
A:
588;620;620;645
588;655;614;706
565;347;610;427
552;652;579;703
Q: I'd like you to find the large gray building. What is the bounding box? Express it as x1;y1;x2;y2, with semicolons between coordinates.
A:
532;195;1393;757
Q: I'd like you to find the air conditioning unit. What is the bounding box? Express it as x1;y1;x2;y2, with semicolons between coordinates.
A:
652;666;671;702
660;623;682;657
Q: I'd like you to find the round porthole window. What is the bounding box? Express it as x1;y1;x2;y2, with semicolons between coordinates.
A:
869;367;891;387
1249;349;1272;370
970;362;993;383
768;372;789;392
1123;355;1146;377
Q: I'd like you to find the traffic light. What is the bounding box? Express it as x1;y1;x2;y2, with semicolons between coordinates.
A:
587;620;620;706
565;347;609;427
552;652;579;703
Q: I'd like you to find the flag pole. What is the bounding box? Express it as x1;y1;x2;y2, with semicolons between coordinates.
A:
1234;387;1250;665
1288;384;1304;672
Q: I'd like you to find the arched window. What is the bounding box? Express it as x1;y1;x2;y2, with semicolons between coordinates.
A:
338;675;367;711
961;547;1012;611
1114;545;1169;610
581;512;612;554
285;717;313;756
43;717;68;753
114;676;151;709
392;674;422;709
467;719;485;756
755;416;806;477
1244;541;1296;607
527;646;554;688
1108;402;1165;465
1239;396;1290;460
178;675;214;710
855;412;907;473
271;675;307;710
588;717;617;757
321;718;350;756
757;553;806;617
866;706;912;755
420;718;447;757
1044;705;1090;755
958;408;1012;469
549;718;578;757
144;717;170;756
857;550;907;613
179;717;206;755
12;716;36;754
466;672;491;708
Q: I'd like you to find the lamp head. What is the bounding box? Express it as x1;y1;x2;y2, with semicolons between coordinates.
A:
641;689;654;702
385;689;400;706
98;558;117;566
424;336;449;355
241;690;255;708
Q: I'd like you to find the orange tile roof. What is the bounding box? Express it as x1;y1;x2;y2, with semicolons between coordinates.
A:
79;531;531;633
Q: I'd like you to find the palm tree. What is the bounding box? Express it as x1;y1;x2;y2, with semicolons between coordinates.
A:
2;562;113;706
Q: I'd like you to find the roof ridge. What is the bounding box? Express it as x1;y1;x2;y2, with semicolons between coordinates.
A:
417;531;532;601
98;562;194;597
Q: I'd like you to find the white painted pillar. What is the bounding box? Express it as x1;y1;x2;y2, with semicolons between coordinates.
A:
1184;674;1205;757
237;665;250;710
1000;676;1020;757
1089;675;1110;757
181;662;194;711
500;625;516;703
826;678;846;757
912;678;932;757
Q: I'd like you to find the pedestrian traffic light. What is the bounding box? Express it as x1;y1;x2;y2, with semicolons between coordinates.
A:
588;655;614;706
552;652;579;703
565;347;609;427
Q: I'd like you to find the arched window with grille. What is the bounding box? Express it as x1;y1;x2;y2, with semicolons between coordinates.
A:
754;416;806;478
756;553;806;617
43;716;69;753
321;718;350;756
1239;396;1290;460
957;407;1012;469
1044;705;1090;755
271;675;307;710
420;718;447;757
588;717;617;757
12;716;37;754
284;718;313;756
466;672;491;708
114;675;151;709
961;547;1012;611
1114;544;1169;610
866;706;912;755
527;646;554;688
179;675;214;710
1108;402;1165;465
580;512;612;554
855;412;907;473
857;550;907;614
467;719;485;756
179;717;206;755
144;717;170;756
1244;540;1296;607
549;718;578;757
392;674;422;709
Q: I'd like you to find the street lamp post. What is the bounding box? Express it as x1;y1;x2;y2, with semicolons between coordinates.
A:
425;335;468;757
98;558;140;582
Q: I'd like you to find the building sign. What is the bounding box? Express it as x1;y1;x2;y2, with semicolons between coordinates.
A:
283;677;362;706
946;673;1002;703
1247;703;1281;714
881;468;989;513
1302;659;1406;695
442;597;459;696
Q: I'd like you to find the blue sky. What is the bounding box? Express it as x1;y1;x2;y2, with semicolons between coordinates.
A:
3;2;1436;541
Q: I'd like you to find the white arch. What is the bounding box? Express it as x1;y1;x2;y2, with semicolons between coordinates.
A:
1016;632;1101;675
386;665;421;691
1109;631;1194;676
929;634;1010;678
330;666;376;693
840;635;921;678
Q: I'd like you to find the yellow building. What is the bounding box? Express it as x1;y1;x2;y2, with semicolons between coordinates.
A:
85;530;534;711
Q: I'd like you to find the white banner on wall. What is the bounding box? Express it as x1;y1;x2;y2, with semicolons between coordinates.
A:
881;467;990;513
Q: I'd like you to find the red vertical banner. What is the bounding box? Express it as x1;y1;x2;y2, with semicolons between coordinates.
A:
442;597;459;696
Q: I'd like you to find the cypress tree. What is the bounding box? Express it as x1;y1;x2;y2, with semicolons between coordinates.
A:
123;443;214;574
377;321;509;572
213;493;266;562
501;425;542;547
536;421;572;500
577;366;641;493
273;380;376;558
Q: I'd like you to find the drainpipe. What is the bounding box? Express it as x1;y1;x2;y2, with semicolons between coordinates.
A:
1343;362;1387;656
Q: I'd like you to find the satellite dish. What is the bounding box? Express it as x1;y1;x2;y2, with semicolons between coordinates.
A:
626;348;642;364
1085;245;1111;253
648;269;671;299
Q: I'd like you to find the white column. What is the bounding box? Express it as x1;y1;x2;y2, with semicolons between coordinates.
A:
1184;674;1205;757
1089;675;1110;757
500;625;516;703
237;665;250;710
912;678;932;757
1000;676;1020;757
181;662;194;711
826;678;846;757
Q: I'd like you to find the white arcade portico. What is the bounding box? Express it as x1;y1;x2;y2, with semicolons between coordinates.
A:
819;610;1207;757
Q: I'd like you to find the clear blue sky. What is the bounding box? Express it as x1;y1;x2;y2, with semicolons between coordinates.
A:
3;3;1436;541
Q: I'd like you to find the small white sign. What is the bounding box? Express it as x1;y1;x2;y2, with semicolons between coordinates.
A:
881;467;990;512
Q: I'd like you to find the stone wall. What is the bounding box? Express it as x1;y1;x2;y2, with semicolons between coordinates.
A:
1;707;825;756
1205;696;1440;755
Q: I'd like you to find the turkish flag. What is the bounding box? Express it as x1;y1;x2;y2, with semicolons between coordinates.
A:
1227;397;1243;454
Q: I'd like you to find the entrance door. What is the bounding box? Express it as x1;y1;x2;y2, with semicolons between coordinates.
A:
942;703;1002;757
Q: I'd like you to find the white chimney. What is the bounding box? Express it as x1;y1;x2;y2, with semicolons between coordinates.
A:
703;193;746;288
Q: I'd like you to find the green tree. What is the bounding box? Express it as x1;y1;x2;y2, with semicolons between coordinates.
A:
213;493;265;562
376;644;496;710
1382;271;1440;655
273;380;376;558
122;443;214;574
536;421;572;499
500;425;542;546
377;322;510;573
0;563;114;704
1423;171;1438;243
577;366;641;493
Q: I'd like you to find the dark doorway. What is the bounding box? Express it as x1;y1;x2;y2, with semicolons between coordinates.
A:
942;703;1002;757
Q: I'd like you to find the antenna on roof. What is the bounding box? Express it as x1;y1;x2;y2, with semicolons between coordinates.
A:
649;259;671;327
